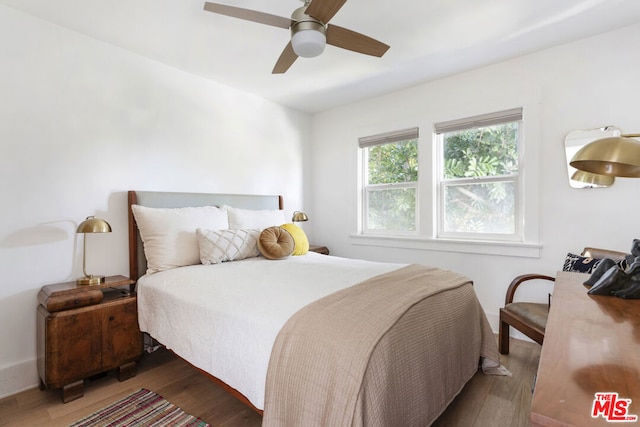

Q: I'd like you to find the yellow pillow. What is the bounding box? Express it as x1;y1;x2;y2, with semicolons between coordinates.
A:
280;223;309;255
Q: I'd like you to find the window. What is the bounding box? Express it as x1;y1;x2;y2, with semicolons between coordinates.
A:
354;106;538;257
435;108;523;241
359;128;419;235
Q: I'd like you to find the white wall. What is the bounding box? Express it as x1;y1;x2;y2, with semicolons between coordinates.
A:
309;23;640;331
3;4;640;402
0;6;310;398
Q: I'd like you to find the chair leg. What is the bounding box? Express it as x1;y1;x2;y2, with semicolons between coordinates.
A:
499;321;510;354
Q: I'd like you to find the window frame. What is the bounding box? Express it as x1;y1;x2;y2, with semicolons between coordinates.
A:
352;101;540;259
434;108;524;242
359;127;419;236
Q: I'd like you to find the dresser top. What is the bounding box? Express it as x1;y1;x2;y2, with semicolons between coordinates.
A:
531;271;640;426
39;275;134;298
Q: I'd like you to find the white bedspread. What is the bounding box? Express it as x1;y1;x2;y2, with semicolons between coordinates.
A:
136;252;403;410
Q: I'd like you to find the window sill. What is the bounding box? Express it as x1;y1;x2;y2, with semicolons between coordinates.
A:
349;234;541;258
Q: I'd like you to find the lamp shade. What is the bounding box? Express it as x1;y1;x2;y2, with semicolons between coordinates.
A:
291;29;326;57
570;136;640;177
292;211;309;222
290;8;326;59
570;170;614;187
77;216;112;233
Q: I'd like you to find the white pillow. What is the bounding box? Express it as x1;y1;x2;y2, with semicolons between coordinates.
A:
196;228;260;264
224;206;287;230
131;204;229;274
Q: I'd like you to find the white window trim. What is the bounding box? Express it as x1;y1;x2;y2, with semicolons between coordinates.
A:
349;233;542;258
351;97;541;259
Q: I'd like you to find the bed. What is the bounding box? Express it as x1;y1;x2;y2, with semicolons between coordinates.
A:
127;190;505;426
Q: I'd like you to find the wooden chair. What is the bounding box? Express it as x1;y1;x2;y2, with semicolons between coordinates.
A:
498;247;629;354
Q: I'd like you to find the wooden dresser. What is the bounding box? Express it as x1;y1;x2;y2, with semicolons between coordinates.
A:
37;275;142;403
531;271;640;426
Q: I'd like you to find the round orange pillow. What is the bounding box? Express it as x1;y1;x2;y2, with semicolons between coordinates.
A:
258;226;295;260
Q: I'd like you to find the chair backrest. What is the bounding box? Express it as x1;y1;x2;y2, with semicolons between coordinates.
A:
582;247;628;261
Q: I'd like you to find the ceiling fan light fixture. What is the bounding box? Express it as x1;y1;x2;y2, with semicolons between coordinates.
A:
291;21;326;58
203;1;389;73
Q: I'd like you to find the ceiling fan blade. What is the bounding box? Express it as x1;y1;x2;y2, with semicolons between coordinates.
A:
272;42;298;74
203;2;291;29
305;0;347;23
326;24;390;57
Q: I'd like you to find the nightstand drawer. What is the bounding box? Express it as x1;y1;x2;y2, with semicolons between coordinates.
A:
39;289;104;312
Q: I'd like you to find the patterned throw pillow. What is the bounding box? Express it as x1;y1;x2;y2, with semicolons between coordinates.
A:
562;253;602;274
196;229;261;264
563;252;629;274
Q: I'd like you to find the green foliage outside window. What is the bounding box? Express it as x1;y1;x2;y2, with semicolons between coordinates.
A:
366;140;418;231
442;123;519;234
368;140;418;184
443;123;518;179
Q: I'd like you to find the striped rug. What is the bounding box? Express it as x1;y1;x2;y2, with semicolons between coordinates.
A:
69;388;210;427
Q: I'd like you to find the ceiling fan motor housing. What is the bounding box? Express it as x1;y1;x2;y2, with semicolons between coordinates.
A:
290;6;326;58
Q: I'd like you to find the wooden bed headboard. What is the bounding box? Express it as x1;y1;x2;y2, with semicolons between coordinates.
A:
127;190;284;282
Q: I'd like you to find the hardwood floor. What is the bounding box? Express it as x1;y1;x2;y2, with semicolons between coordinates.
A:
432;337;541;427
0;337;540;426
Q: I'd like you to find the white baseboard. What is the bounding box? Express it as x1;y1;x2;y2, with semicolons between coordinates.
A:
0;358;39;400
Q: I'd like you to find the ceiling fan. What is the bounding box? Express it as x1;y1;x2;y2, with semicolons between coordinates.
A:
203;0;390;74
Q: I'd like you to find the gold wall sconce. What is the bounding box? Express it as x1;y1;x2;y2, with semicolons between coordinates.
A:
571;134;640;178
564;127;621;188
77;216;111;285
570;170;614;187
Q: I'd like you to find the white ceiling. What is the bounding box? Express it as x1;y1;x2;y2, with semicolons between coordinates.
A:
3;0;640;113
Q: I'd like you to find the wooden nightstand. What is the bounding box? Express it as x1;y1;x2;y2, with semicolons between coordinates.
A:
37;275;143;403
309;245;330;255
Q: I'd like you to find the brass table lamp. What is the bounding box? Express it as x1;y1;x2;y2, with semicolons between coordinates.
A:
292;211;309;222
77;216;111;285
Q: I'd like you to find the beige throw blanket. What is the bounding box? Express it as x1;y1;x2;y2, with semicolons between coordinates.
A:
263;264;502;426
